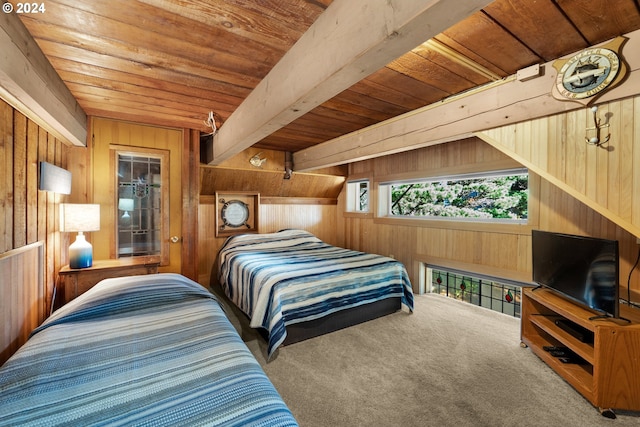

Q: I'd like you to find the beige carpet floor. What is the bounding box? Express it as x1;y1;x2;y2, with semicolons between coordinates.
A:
215;289;640;427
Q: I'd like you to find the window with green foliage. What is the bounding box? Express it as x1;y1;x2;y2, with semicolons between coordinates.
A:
385;169;528;221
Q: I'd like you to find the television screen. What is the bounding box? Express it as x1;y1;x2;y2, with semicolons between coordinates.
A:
532;230;619;318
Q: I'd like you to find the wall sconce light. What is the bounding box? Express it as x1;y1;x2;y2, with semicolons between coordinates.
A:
39;161;71;194
249;152;267;168
118;198;134;219
585;106;610;146
60;204;101;269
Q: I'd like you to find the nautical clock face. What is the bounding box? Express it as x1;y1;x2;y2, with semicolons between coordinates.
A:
215;192;259;237
221;200;250;228
555;48;620;100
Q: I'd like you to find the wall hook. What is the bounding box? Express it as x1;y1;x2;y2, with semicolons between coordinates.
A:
585;106;610;146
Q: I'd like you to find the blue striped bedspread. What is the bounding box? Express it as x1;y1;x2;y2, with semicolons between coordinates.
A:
218;230;414;356
0;273;298;427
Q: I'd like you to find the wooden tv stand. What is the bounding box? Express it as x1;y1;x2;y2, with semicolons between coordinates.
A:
521;287;640;417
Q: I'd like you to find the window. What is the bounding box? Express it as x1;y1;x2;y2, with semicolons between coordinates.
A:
114;147;169;264
379;169;528;222
427;266;522;317
346;179;369;213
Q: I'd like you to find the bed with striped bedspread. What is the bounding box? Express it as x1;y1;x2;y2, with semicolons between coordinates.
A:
0;273;298;427
218;229;414;357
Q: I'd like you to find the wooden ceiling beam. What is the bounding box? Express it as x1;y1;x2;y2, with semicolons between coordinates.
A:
293;29;640;171
0;12;86;146
421;39;503;81
210;0;493;165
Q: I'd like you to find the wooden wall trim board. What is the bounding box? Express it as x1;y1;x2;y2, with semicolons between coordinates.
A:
180;129;200;281
416;254;534;286
13;112;27;248
0;240;44;365
1;100;13;254
372;156;523;185
201;195;337;206
373;216;531;235
260;197;337;205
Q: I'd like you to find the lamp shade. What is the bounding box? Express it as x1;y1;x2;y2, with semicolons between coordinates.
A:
60;204;101;232
118;198;134;211
39;162;71;194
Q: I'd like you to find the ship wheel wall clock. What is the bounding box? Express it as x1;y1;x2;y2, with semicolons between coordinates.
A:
552;36;628;105
215;192;260;237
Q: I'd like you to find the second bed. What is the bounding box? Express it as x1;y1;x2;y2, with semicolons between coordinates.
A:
218;229;414;356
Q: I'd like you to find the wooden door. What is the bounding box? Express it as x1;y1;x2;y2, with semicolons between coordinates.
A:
90;118;182;273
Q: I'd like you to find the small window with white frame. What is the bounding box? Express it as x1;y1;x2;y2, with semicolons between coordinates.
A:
346;179;369;213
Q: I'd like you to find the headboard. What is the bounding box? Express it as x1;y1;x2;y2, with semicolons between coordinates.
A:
0;241;45;365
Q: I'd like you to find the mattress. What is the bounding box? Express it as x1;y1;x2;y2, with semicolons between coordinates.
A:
0;273;298;427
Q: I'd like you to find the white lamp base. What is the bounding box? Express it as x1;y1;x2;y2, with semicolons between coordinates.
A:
69;232;93;269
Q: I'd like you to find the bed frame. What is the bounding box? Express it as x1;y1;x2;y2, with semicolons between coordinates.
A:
211;275;402;350
261;297;402;347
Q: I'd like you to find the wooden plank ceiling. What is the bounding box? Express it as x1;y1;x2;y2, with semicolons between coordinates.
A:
17;0;640;154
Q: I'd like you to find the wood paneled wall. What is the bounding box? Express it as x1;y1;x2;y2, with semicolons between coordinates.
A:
344;136;640;297
200;147;347;199
200;167;346;199
1;98;71;362
478;96;640;238
0;242;44;364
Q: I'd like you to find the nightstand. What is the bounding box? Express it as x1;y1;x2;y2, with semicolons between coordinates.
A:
56;257;160;308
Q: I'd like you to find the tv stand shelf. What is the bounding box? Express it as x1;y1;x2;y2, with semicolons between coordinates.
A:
527;315;595;364
522;287;640;415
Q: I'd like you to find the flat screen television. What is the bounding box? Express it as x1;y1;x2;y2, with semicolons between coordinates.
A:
531;230;619;318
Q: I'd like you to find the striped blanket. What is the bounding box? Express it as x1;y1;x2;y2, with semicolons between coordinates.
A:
218;230;414;356
0;273;298;427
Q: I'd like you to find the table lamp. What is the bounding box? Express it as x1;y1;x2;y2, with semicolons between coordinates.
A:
60;204;100;268
118;198;134;219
